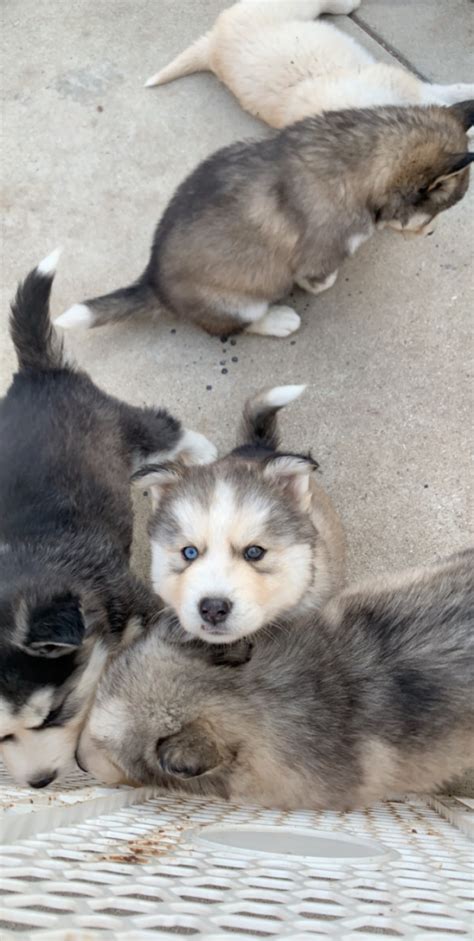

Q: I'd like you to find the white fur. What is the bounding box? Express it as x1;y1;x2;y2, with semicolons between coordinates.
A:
148;1;474;128
245;305;301;337
347;231;373;256
0;642;108;786
151;476;314;643
389;212;434;236
37;247;62;277
262;385;306;408
296;270;339;294
55;303;94;330
236;300;269;322
142;428;218;469
421;81;474;106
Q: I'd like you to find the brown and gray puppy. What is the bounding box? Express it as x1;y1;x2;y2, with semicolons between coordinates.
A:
57;102;474;339
78;549;474;810
133;385;345;644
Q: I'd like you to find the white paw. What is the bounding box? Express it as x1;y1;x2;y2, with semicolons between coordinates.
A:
247;306;301;338
330;0;361;14
342;0;361;12
295;270;338;295
177;429;218;465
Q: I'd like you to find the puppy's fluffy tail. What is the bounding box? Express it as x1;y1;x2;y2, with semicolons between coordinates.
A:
239;385;306;451
55;277;157;331
145;32;212;88
10;249;66;372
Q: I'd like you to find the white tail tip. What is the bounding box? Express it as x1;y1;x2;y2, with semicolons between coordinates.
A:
37;247;62;277
55;303;94;330
144;72;162;88
264;384;306;409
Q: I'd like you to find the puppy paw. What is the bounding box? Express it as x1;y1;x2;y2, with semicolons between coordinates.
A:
157;727;221;779
246;306;301;338
333;0;361;13
178;429;218;465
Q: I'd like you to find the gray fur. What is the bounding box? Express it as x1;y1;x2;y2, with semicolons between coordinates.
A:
68;103;473;337
136;386;345;643
80;550;474;809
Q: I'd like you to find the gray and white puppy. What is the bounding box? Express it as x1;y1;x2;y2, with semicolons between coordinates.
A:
57;102;474;339
0;252;216;788
133;384;345;644
79;550;474;810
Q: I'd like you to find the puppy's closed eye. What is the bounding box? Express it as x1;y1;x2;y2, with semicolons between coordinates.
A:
157;723;223;778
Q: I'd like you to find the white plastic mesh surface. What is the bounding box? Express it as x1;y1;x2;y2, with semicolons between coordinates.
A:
0;763;473;940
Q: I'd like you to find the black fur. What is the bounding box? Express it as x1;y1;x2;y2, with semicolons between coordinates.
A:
0;260;190;783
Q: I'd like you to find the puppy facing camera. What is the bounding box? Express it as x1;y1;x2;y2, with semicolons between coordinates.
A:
133;384;345;644
78;550;474;810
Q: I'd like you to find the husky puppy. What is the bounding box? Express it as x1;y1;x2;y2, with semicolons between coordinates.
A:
132;384;345;644
78;550;474;810
0;252;216;788
56;101;474;339
146;0;474;128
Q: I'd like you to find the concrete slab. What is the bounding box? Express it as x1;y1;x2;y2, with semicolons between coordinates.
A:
355;0;474;82
1;1;473;786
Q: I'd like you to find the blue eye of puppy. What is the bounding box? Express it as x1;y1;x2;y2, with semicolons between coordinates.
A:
244;545;266;561
182;546;199;561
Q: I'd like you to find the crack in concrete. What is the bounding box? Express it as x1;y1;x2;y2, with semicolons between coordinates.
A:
351;12;428;82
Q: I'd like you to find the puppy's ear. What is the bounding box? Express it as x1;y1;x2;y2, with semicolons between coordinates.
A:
131;461;184;509
448;99;474;131
262;454;318;512
157;722;224;779
18;593;85;658
428;152;474;189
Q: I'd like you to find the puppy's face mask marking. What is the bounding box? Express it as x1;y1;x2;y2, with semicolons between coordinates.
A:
138;458;316;642
0;593;106;786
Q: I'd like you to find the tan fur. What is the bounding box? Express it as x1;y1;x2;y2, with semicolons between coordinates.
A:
141;387;346;642
147;1;474;129
59;101;473;338
79;550;474;810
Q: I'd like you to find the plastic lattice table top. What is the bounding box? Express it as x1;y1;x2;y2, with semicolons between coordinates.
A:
0;762;473;941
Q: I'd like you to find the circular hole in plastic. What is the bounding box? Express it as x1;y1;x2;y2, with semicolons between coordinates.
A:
193;825;397;863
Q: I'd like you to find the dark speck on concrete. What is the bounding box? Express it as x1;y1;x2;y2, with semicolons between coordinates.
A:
97;104;104;112
219;359;226;366
423;484;429;488
221;368;228;375
206;385;212;391
230;339;237;346
290;340;296;346
220;335;228;343
170;328;176;334
231;356;238;363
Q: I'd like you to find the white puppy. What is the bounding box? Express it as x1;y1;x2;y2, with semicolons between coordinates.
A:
146;0;474;129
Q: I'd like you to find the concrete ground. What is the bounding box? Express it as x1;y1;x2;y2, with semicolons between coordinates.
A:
1;3;473;787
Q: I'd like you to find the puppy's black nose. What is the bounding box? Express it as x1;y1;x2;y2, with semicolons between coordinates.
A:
28;770;57;789
199;597;232;625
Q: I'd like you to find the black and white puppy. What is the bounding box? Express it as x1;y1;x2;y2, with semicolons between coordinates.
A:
0;251;216;787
